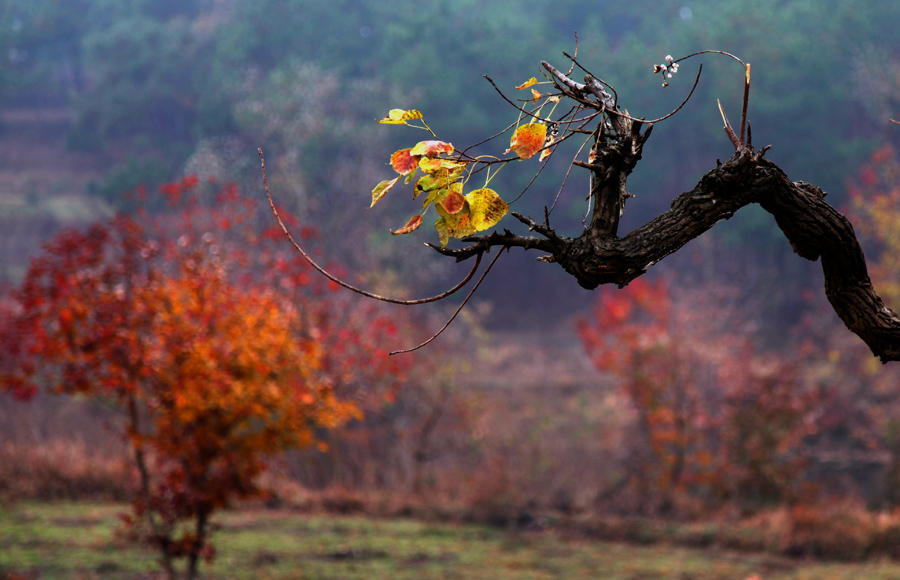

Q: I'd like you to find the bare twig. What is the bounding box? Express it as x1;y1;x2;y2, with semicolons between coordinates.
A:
390;249;504;355
563;51;618;106
483;75;554;124
717;99;741;150
507;152;553;204
739;63;751;145
460;117;521;157
549;131;595;216
675;49;746;68
543;60;703;126
565;32;579;75
636;64;703;124
260;148;482;304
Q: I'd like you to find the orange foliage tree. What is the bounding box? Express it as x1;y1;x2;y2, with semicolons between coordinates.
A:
0;177;406;580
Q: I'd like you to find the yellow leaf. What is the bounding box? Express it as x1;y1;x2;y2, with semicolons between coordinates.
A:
516;77;538;90
531;88;541;103
377;108;424;124
465;188;508;231
434;212;477;248
435;217;450;248
505;123;548;160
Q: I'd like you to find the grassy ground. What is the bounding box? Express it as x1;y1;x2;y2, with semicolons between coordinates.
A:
4;503;900;579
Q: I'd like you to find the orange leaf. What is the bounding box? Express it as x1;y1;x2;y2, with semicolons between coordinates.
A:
391;148;419;175
439;189;466;215
516;77;538;90
392;214;423;235
506;123;548;160
531;88;541;103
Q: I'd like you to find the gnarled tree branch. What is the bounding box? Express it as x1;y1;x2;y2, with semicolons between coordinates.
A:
429;62;900;363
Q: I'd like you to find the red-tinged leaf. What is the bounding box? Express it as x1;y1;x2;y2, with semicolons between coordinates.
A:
505;123;548;160
439;188;466;214
465;188;508;231
391;214;423;235
423;181;463;210
409;140;454;157
531;88;541;103
516;77;538;90
390;148;419;175
377;108;424;124
371;176;400;207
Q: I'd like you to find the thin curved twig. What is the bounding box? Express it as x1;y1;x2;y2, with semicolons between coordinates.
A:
390;249;504;355
460;117;521;157
674;49;745;68
615;63;703;124
483;75;557;125
507;150;553;204
565;32;579;75
259;148;482;305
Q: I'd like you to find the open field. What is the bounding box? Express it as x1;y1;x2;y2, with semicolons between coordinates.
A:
4;502;900;580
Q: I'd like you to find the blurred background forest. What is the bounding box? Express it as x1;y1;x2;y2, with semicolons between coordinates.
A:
5;0;900;564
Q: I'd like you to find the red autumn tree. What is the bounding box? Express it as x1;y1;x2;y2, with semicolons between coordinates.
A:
577;276;819;514
0;177;407;580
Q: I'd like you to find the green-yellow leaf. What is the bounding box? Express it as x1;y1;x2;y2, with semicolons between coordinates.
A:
371;176;400;207
377;108;424;124
465;188;508;231
415;170;448;198
392;214;423;235
435;217;450;248
506;123;548;160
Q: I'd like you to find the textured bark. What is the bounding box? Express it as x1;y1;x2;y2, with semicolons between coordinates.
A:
434;66;900;362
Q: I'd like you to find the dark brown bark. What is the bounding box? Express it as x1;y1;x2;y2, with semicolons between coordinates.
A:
434;64;900;363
